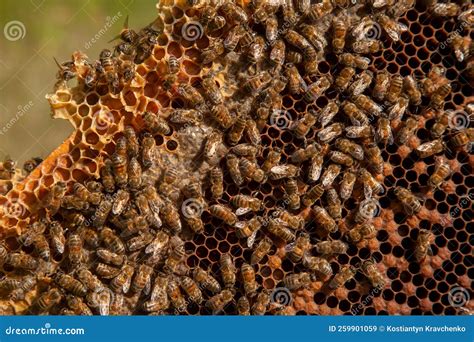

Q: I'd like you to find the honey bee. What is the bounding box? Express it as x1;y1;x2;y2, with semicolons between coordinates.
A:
251;236;273;265
210;104;233;129
223;24;244;52
93;198;113;228
353;94;383;117
430;83;452;109
269;39;285;67
208;204;237;226
34;288;62;313
179;276;203;304
201;38;225;64
260;148;281;174
96;248;124;267
430;111;448;138
164;240;186;274
220;254;237;290
131;264;153;295
348;223;376;243
300;183;324;207
144;230;169;261
226;154;244;186
231;195;262;216
193;267;221;294
247;36;266;64
303;253;333;276
313;206;338;234
143;275;170;313
76;267;104;292
241;263;258;296
55;273;87;297
267;218;296;242
340;170;356;201
364;143;384;175
348;70;373;96
415;229;434;262
450;128;474;148
325;188;342;220
220;1;247;23
167;278;187;313
282;178;300;211
99;49;119;90
274;210;305;230
100;227;125;254
370;70;390;102
43;181;67;214
96;263;122;279
22;157;42;174
239;158;266;183
396;116;418;144
140;132;156;169
160;202;182;235
21;219;47;247
290;143;319;163
351;39;382;54
66;296;93;315
428;157;451;189
8;276;36;301
355;198;380;223
245;119;261;146
292;111;317;140
307;1;334;22
243;71;271;94
321;163;341;189
66;233;83;266
237;296;251;315
101;159;116;193
334;138;363;161
384;75;404;104
429;2;460;17
202;75;223;105
143;111;170;135
332;15;348;53
345;125;374;138
267;164;296;182
177;84;204;108
284;30;315;59
251;290;270;315
335;67;355;92
376;13;408;41
284;272;311;290
318;123;343;143
285;64;307;95
361;260;385;288
375;117;394;145
127;159;142;193
31;234;50;261
206;289;234;314
448;32;472;62
394;186;422;215
329;151;354;167
206;167;224;201
359;168;384;195
307;154;324;184
286;233;311;263
339;53;370;70
227;116;246;146
300;24;327;53
286;51;303;64
303;76;332;103
329;265;356;289
416;139;445;158
316;102;338;129
402;75;422;105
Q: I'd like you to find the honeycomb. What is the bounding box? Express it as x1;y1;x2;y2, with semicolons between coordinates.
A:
0;0;473;315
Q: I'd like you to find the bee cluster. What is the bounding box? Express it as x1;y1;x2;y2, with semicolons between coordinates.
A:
0;0;472;315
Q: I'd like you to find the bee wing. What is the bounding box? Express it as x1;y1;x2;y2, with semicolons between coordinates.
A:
236;207;251;216
144;277;152;296
247;230;258;248
285;242;296;252
123;275;132;294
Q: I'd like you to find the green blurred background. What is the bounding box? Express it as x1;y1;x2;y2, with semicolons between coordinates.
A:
0;0;156;165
